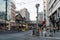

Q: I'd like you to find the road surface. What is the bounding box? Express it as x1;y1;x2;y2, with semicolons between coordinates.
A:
0;30;60;40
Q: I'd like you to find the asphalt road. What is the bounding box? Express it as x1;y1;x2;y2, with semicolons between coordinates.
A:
0;30;60;40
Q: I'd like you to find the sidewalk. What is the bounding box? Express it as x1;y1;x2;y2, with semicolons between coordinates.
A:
0;31;19;34
0;30;30;35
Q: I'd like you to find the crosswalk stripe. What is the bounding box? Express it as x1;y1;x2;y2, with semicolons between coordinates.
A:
40;37;60;39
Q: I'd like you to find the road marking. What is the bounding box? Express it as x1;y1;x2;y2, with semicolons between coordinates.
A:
40;37;60;39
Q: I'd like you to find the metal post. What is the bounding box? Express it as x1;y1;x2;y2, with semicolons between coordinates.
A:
5;0;7;30
36;4;40;36
3;0;7;31
36;7;38;29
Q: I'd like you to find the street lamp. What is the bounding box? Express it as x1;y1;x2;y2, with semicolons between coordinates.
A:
35;4;40;36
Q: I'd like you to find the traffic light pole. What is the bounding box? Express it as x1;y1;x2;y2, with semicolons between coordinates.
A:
36;4;40;36
36;7;38;29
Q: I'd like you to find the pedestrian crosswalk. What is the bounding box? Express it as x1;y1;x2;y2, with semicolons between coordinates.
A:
40;37;60;39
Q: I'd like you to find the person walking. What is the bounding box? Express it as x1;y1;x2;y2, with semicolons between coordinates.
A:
32;25;36;35
43;28;47;37
37;27;41;36
53;27;56;33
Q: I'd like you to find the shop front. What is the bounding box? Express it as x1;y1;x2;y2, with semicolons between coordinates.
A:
0;21;8;31
22;24;26;31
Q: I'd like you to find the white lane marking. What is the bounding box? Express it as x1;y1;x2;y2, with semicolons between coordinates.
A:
40;37;60;39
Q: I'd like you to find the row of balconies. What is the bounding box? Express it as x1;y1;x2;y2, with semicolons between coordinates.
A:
11;2;16;9
48;0;55;9
48;0;60;16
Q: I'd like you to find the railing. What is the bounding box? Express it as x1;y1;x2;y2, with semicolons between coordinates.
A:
53;0;60;9
48;0;54;10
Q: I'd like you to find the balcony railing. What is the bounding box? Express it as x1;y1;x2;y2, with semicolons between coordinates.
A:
53;0;60;9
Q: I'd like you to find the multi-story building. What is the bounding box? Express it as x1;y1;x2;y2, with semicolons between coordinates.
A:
38;12;44;24
15;11;27;31
19;8;30;30
43;0;50;27
43;0;47;27
0;0;16;31
0;0;11;31
10;0;16;31
19;8;30;21
47;0;60;30
11;1;16;22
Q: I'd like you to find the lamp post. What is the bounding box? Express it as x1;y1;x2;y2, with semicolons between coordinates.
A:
36;4;40;36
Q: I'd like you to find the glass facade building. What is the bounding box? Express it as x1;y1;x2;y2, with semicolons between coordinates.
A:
0;0;5;20
0;0;12;30
0;0;11;20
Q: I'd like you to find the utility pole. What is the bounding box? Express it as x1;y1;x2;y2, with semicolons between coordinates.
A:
4;0;7;30
5;0;7;20
36;4;40;36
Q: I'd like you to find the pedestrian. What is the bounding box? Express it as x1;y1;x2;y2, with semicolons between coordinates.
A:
32;25;36;35
38;27;40;33
49;28;53;37
43;28;47;37
37;27;41;36
53;27;56;33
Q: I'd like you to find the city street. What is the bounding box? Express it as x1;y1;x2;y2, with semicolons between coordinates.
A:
0;30;60;40
0;0;60;40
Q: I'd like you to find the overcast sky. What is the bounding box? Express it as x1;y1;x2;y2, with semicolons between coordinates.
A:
14;0;43;21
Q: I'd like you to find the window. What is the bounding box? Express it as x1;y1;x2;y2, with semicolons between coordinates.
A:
0;0;6;20
58;13;60;17
54;0;57;3
49;0;51;4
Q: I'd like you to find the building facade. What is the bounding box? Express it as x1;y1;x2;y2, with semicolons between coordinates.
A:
47;0;60;30
38;12;44;24
19;8;30;21
15;11;27;31
15;11;23;31
19;8;30;30
0;0;16;31
0;0;11;31
10;0;16;31
43;0;50;27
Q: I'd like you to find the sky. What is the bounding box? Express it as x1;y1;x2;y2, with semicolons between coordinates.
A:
14;0;43;21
